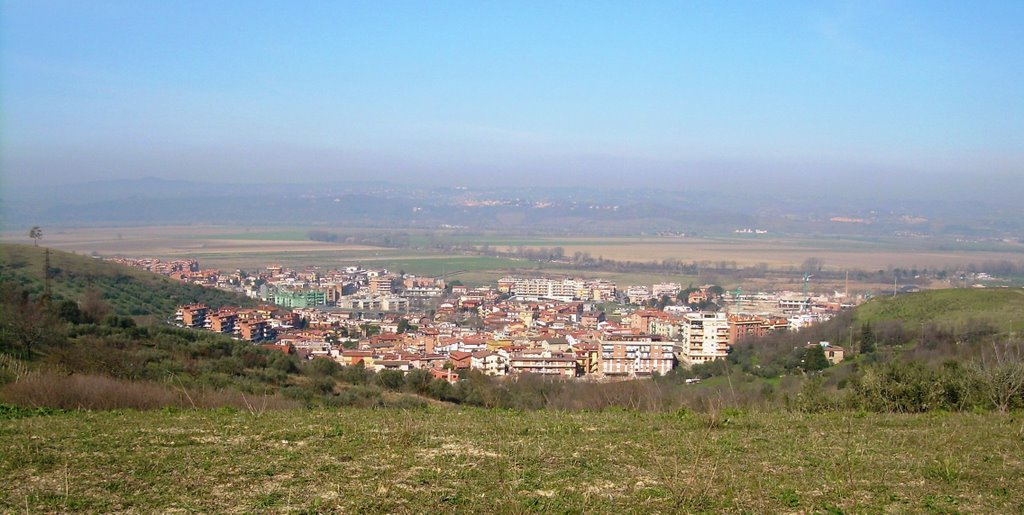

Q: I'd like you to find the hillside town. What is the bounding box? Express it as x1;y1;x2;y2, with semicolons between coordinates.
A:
112;256;855;379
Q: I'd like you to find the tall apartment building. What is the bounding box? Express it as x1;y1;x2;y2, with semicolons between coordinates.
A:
677;312;731;366
369;275;395;295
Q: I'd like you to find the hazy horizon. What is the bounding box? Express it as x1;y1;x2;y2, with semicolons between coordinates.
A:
2;1;1022;197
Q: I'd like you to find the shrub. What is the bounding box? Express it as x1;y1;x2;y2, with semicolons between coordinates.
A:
375;370;405;391
0;372;298;410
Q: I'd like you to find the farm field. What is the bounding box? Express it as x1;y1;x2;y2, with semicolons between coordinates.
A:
1;407;1021;513
495;236;1024;271
4;225;1022;289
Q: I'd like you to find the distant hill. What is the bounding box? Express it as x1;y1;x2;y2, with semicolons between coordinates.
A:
0;243;253;317
5;178;1021;237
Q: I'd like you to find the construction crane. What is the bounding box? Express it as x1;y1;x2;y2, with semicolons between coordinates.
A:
802;273;813;312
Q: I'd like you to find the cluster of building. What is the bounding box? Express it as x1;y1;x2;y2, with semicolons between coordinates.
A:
172;267;850;380
107;257;201;277
175;304;294;342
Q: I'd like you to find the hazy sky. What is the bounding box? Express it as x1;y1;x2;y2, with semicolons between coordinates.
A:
2;1;1022;189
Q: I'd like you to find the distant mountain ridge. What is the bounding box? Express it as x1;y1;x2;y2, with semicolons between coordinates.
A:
3;177;1022;238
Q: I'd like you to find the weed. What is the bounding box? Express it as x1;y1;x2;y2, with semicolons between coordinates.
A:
778;488;800;507
924;457;964;484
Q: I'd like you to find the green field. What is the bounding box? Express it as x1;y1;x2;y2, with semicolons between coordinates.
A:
2;408;1021;513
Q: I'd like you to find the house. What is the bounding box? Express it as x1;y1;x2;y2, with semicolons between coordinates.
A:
429;367;460;384
820;343;845;365
373;359;412;373
470;351;508;376
339;350;373;367
448;351;473;370
580;311;606;328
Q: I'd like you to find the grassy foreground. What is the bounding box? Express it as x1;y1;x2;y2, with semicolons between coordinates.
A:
2;408;1022;513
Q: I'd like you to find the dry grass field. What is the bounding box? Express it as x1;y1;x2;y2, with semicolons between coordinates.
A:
498;236;1024;271
2;407;1022;513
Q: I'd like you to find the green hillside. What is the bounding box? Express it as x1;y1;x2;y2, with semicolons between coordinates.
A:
856;288;1024;330
0;243;252;317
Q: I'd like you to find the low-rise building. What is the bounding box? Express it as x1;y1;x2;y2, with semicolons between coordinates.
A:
470;351;508;376
207;311;237;334
238;319;273;342
509;350;578;377
177;304;208;328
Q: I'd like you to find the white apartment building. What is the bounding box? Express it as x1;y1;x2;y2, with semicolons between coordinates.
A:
626;285;653;304
676;312;731;366
511;278;584;302
651;282;681;298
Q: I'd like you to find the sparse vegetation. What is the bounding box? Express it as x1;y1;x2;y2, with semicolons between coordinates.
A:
0;244;253;317
1;407;1021;512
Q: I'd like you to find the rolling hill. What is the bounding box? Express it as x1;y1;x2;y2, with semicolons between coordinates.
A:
0;243;252;317
855;287;1024;331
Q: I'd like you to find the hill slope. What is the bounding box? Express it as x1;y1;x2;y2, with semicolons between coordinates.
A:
855;288;1024;330
0;243;252;317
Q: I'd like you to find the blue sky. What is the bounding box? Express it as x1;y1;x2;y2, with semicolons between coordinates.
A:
2;1;1022;188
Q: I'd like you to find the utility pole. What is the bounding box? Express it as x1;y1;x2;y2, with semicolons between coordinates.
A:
43;248;52;298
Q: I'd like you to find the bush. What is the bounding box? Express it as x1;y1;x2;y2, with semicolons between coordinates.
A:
338;363;371;385
375;370;405;391
851;361;975;413
403;369;433;395
0;372;298;410
304;358;341;378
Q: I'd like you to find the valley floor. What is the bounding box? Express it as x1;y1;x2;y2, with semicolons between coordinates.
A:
2;407;1022;512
